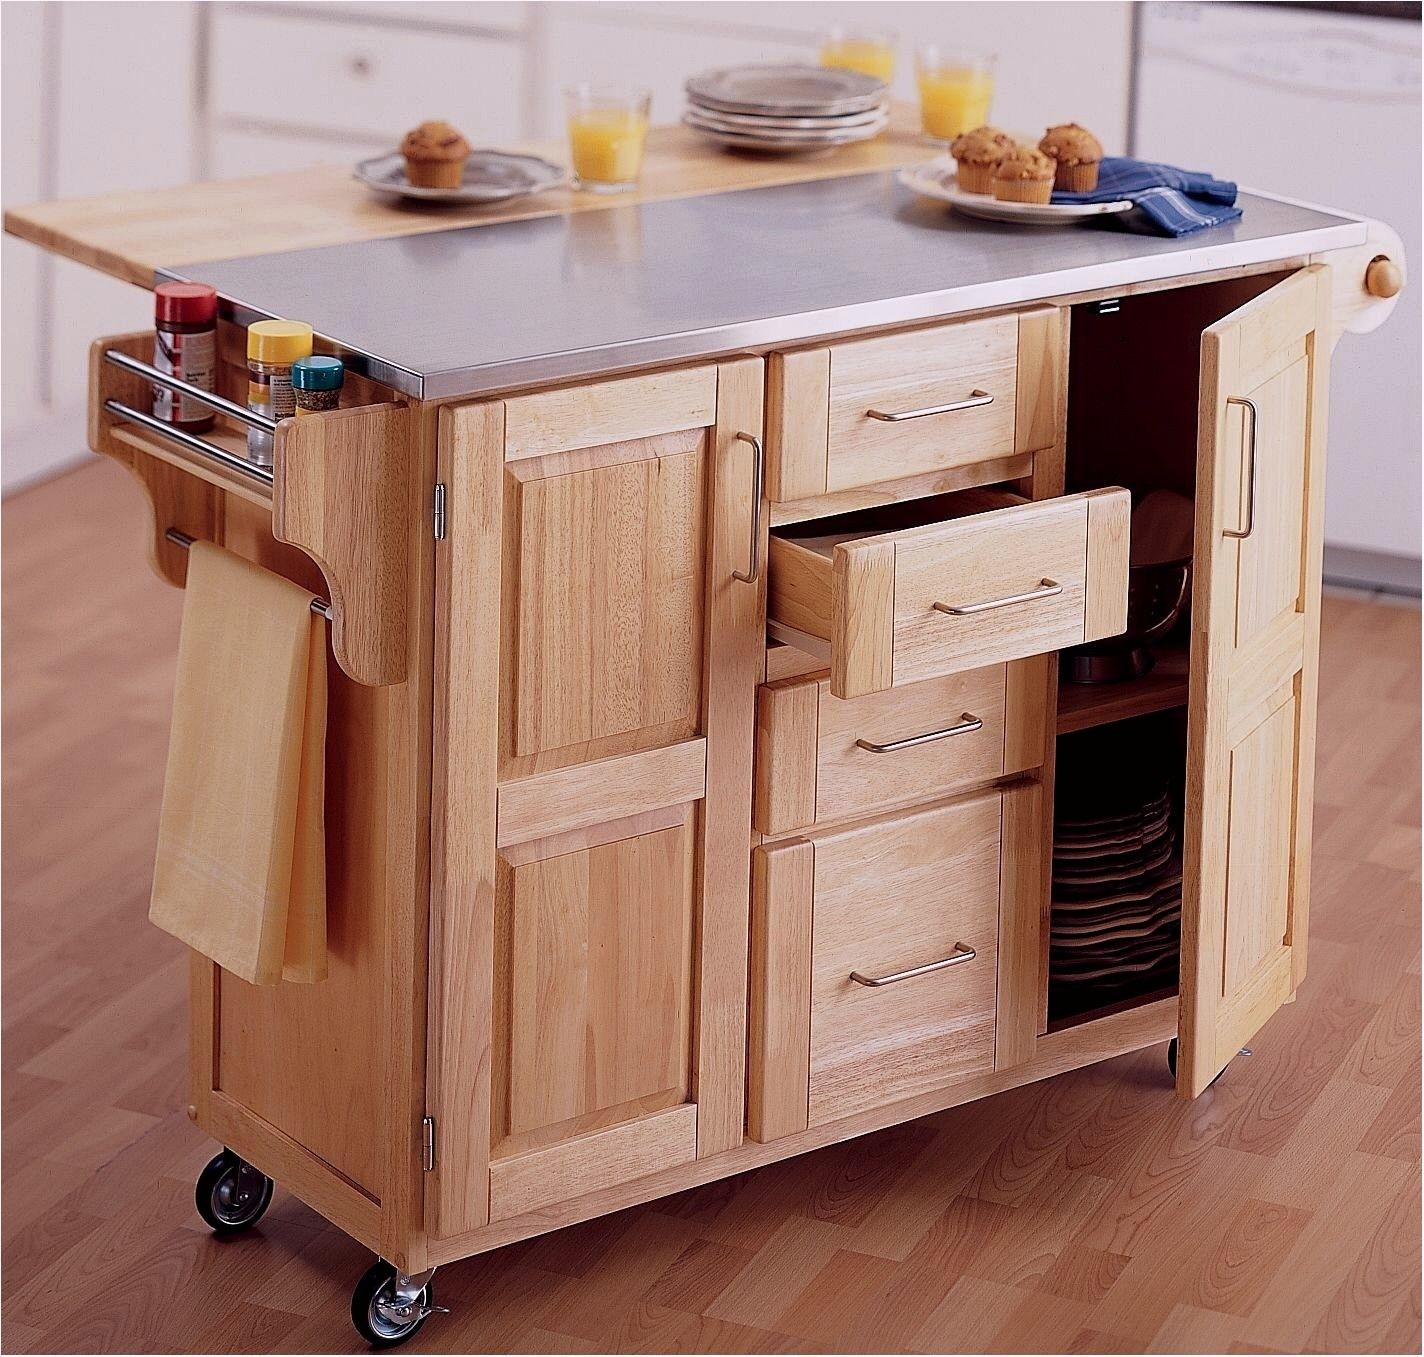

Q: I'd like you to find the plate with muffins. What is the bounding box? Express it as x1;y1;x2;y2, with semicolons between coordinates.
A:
899;121;1132;224
356;120;566;204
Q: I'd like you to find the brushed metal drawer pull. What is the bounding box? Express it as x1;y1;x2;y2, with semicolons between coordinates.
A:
933;578;1062;616
865;390;993;422
731;431;764;584
1223;395;1258;540
850;943;977;987
855;713;983;754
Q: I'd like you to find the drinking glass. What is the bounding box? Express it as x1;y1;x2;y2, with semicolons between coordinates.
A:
819;26;897;84
566;84;652;193
915;47;996;144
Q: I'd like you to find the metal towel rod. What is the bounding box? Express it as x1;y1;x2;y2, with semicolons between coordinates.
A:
165;529;334;621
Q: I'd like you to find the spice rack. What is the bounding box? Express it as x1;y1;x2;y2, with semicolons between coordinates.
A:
89;330;415;687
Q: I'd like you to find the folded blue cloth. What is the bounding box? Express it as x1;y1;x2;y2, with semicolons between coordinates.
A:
1053;157;1243;238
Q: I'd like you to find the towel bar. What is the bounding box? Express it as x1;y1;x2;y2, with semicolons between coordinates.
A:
165;529;334;621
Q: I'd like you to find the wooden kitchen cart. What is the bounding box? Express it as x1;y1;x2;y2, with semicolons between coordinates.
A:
8;137;1405;1346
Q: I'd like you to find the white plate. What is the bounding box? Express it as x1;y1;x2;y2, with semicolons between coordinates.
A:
684;100;889;132
682;114;887;154
355;150;566;204
685;64;886;117
898;158;1133;225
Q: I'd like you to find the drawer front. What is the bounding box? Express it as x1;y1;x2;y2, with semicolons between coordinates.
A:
756;665;1020;836
211;9;524;143
809;793;1003;1125
767;308;1066;506
828;316;1018;492
767;488;1130;699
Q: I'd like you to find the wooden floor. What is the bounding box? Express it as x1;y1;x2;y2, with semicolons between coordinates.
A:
3;459;1419;1355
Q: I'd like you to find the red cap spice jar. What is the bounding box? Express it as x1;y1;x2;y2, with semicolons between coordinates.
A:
153;282;218;433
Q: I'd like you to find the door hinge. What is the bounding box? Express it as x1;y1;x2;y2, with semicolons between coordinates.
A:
1095;298;1122;315
421;1115;436;1172
433;482;446;541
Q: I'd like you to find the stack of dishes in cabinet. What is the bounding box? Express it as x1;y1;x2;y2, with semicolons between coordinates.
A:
1049;753;1182;1016
683;65;889;154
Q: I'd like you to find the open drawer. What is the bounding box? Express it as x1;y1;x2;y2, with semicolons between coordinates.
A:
767;486;1130;699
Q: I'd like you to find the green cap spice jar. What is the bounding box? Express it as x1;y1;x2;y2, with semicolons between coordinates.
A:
292;356;345;417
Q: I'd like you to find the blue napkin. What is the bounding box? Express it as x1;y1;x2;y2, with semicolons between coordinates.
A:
1053;157;1243;238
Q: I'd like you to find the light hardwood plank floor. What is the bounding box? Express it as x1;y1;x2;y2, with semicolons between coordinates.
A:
3;459;1419;1354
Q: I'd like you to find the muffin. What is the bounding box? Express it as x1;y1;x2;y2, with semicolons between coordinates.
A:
949;125;1016;195
991;144;1056;205
1039;122;1104;193
399;120;471;189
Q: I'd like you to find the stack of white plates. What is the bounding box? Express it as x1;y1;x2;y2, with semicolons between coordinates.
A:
683;65;889;154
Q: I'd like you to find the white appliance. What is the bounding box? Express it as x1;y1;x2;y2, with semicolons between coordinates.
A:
1135;1;1421;591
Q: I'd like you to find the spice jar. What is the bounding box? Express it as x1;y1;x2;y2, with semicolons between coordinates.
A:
246;320;313;464
292;355;345;417
153;282;218;433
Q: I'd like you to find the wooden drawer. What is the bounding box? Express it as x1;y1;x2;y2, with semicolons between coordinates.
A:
755;661;1047;835
750;788;1030;1138
767;486;1130;699
767;308;1065;505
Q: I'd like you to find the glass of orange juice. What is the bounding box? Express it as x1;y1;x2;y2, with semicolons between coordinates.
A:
566;84;652;193
915;47;996;145
819;26;897;84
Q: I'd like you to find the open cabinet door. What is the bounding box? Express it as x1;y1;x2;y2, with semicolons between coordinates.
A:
1178;266;1332;1098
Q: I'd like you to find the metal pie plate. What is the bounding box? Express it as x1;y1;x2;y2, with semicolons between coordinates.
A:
685;64;887;117
898;158;1133;224
355;150;567;204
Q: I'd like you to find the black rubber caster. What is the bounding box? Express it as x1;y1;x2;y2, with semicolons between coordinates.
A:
1168;1038;1234;1088
351;1260;439;1349
195;1148;274;1234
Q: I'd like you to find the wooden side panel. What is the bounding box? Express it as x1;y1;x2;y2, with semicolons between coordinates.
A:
1180;266;1331;1097
747;840;813;1142
500;822;696;1139
693;356;765;1156
1014;306;1069;457
825;315;1019;492
505;431;705;760
1083;488;1131;642
274;401;413;686
502;368;717;460
766;348;830;502
427;400;504;1239
996;781;1044;1070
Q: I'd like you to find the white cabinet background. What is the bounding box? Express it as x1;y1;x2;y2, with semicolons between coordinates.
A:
5;0;1418;583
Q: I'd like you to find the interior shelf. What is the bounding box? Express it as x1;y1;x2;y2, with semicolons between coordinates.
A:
1056;640;1190;734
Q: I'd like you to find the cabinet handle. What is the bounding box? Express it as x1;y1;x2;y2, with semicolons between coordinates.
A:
731;431;764;584
1223;395;1258;540
933;578;1062;616
850;942;976;987
865;390;993;422
855;712;983;754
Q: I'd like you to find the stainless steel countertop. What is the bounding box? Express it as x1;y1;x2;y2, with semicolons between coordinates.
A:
159;173;1364;400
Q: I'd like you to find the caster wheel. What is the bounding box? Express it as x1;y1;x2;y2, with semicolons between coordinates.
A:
351;1260;437;1349
1167;1039;1232;1088
195;1149;274;1234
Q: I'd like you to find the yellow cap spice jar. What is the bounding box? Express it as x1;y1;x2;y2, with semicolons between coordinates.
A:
247;320;313;464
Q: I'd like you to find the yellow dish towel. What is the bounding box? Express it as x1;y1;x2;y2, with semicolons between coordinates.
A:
150;542;328;985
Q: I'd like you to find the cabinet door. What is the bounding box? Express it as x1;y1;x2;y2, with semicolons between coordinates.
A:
1179;267;1331;1097
427;361;764;1240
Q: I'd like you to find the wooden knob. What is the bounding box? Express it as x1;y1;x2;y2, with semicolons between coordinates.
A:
1366;256;1403;299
